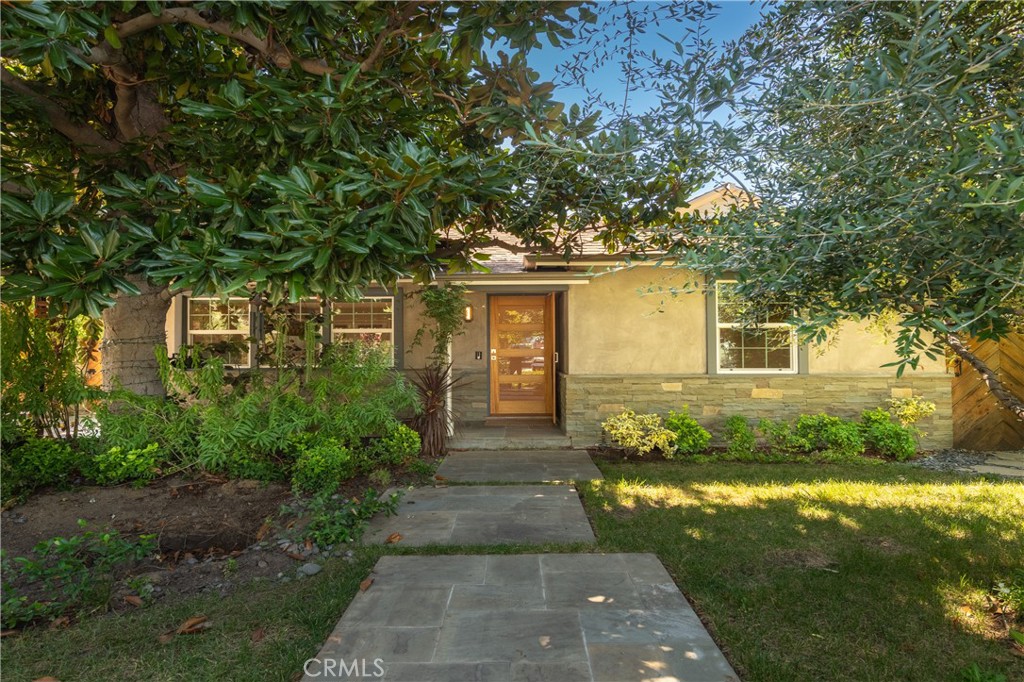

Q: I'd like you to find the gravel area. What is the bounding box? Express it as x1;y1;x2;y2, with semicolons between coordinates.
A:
912;449;993;473
913;448;1024;475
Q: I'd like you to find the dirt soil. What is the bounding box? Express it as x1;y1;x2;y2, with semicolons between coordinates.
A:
2;476;291;559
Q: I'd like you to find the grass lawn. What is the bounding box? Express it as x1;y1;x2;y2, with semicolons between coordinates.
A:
582;462;1024;682
2;462;1022;682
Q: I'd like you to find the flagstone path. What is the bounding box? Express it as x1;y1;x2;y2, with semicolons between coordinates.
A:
969;450;1024;478
363;485;596;546
303;450;739;682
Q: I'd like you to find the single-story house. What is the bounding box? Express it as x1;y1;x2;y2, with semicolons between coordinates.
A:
161;185;954;449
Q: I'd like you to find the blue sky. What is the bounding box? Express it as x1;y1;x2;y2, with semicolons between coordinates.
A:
527;1;766;118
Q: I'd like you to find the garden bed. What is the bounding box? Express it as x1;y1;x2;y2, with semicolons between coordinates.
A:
1;462;435;624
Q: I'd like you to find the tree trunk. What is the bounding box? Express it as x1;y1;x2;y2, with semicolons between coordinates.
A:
946;332;1024;422
100;275;171;395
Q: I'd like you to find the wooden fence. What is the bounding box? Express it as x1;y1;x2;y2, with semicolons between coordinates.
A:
951;333;1024;450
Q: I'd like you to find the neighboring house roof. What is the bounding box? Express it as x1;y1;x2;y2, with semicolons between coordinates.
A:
448;183;748;279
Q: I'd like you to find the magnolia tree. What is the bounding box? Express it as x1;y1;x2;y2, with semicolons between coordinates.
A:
1;1;693;394
648;1;1024;418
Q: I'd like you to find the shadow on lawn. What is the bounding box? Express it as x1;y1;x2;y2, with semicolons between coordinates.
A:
581;463;1024;682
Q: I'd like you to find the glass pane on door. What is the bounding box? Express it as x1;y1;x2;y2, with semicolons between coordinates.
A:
491;296;550;415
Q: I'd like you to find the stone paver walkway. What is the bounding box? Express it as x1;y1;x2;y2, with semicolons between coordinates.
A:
302;554;739;682
363;485;596;546
437;449;603;483
970;450;1024;478
307;450;737;681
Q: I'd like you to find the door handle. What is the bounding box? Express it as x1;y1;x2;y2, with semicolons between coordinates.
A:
554;351;559;364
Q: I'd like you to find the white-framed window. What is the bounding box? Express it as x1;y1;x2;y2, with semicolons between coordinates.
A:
187;297;251;367
258;298;323;368
331;297;395;364
715;281;798;373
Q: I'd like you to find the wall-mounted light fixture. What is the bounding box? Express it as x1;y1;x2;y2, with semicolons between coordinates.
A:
464;304;474;322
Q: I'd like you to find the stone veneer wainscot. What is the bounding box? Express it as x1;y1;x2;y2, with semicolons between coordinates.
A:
560;374;953;449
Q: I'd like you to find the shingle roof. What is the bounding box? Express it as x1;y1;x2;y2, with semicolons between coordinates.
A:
466;184;746;275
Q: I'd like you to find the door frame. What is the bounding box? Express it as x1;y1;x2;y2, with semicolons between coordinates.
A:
487;293;556;418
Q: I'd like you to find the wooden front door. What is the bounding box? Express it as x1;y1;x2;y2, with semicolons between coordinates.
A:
489;295;555;416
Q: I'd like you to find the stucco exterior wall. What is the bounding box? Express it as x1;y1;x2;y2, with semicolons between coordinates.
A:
401;286;490;423
567;268;706;375
565;267;947;377
400;286;487;368
809;320;947;374
166;295;181;355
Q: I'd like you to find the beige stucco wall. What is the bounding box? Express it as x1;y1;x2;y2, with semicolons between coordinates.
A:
565;268;948;377
166;295;182;355
400;286;488;370
568;267;706;375
809;320;947;375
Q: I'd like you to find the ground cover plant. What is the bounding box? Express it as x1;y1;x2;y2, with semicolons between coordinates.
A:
2;522;157;629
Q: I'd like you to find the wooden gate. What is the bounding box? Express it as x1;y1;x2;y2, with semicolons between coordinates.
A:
952;333;1024;450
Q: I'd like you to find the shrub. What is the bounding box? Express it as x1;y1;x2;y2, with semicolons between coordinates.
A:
793;414;865;457
85;444;161;485
888;395;936;427
94;391;198;462
409;363;461;458
757;418;812;454
91;340;419;484
291;439;355;495
1;301;100;440
861;408;917;461
372;423;422;466
861;407;893;429
5;438;81;492
724;415;757;458
306;342;418;444
665;407;711;455
193;381;312;475
602;410;677;456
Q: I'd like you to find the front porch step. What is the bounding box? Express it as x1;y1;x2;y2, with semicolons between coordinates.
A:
436;450;603;483
449;424;577;451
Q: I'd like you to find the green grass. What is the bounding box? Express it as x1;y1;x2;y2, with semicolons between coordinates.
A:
0;542;586;682
2;462;1022;682
581;462;1024;682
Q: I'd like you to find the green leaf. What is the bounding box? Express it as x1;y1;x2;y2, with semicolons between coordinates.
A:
104;25;123;50
32;191;53;219
288;276;305;302
338;64;360;95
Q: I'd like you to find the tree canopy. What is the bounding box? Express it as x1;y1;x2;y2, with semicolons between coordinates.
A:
1;1;689;316
646;1;1024;416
